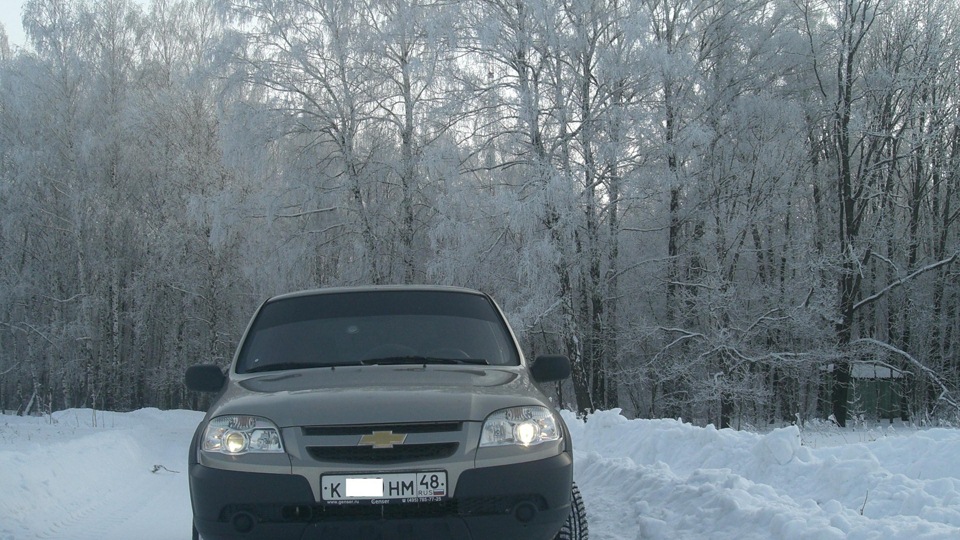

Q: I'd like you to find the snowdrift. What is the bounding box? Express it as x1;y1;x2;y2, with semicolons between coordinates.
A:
1;408;959;539
565;409;960;539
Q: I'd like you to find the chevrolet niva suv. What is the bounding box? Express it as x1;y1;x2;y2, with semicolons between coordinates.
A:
185;286;588;540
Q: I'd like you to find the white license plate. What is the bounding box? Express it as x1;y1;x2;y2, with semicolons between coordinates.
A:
321;471;447;502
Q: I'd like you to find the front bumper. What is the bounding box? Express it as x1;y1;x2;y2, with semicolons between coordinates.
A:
189;451;573;540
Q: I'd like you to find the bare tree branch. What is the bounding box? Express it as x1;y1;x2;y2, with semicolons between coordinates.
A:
854;252;960;312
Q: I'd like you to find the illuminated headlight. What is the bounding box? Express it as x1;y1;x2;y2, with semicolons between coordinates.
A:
480;406;561;447
202;415;284;455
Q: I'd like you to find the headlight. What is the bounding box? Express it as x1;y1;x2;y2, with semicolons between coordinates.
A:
480;406;561;447
202;415;284;455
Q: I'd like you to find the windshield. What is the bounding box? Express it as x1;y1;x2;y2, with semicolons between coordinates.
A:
235;290;520;374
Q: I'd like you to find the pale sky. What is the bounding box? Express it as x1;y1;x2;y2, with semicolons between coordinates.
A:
2;0;154;52
2;0;28;49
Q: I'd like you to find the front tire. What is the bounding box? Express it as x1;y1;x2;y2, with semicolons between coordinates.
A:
555;482;588;540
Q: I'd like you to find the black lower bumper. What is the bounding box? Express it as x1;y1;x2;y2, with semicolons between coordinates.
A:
190;452;573;540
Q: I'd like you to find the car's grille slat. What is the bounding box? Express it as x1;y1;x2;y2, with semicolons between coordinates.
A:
220;495;549;523
457;494;548;516
301;422;462;437
302;500;459;520
307;442;459;463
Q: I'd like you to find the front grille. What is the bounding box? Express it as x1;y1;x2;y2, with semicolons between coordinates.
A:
307;443;459;463
302;422;462;437
289;500;459;520
220;495;549;524
458;494;548;516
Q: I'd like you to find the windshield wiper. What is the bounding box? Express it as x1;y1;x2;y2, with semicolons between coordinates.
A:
245;357;489;373
244;361;354;374
360;356;489;366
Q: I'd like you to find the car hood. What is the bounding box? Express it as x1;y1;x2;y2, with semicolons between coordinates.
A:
207;365;550;427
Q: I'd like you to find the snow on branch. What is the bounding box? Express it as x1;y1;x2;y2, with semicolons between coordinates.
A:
853;252;960;313
651;327;707;364
274;207;338;218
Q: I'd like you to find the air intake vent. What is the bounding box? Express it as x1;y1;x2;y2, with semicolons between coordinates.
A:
307;443;459;463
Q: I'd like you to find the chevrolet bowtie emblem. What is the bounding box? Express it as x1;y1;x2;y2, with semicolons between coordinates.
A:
358;431;407;449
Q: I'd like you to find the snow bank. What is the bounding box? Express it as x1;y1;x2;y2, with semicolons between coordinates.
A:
2;408;959;539
563;409;960;539
0;408;203;540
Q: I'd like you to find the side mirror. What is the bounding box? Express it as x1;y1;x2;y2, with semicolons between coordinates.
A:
530;355;571;383
185;365;226;393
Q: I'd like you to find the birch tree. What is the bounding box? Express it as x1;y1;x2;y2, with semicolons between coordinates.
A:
0;0;958;422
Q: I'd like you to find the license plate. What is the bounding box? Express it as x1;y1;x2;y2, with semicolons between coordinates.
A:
321;471;447;503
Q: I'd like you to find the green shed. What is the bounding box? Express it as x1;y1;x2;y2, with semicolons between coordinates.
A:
849;362;904;421
824;362;905;422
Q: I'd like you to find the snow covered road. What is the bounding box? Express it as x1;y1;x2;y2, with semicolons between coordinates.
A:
0;409;198;540
2;408;960;539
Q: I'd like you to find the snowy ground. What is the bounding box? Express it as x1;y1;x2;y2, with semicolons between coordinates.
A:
1;408;959;539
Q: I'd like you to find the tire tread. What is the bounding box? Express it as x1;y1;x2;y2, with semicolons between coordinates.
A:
555;482;588;540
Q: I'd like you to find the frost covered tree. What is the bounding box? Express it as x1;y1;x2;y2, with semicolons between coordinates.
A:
798;0;960;425
0;0;247;411
0;0;958;422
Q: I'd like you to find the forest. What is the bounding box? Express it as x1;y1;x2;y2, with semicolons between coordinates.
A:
0;0;957;428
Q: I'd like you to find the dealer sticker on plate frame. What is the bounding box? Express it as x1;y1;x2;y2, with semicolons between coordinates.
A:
321;471;447;504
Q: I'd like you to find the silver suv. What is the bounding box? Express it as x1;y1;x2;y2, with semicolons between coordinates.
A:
186;286;587;540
